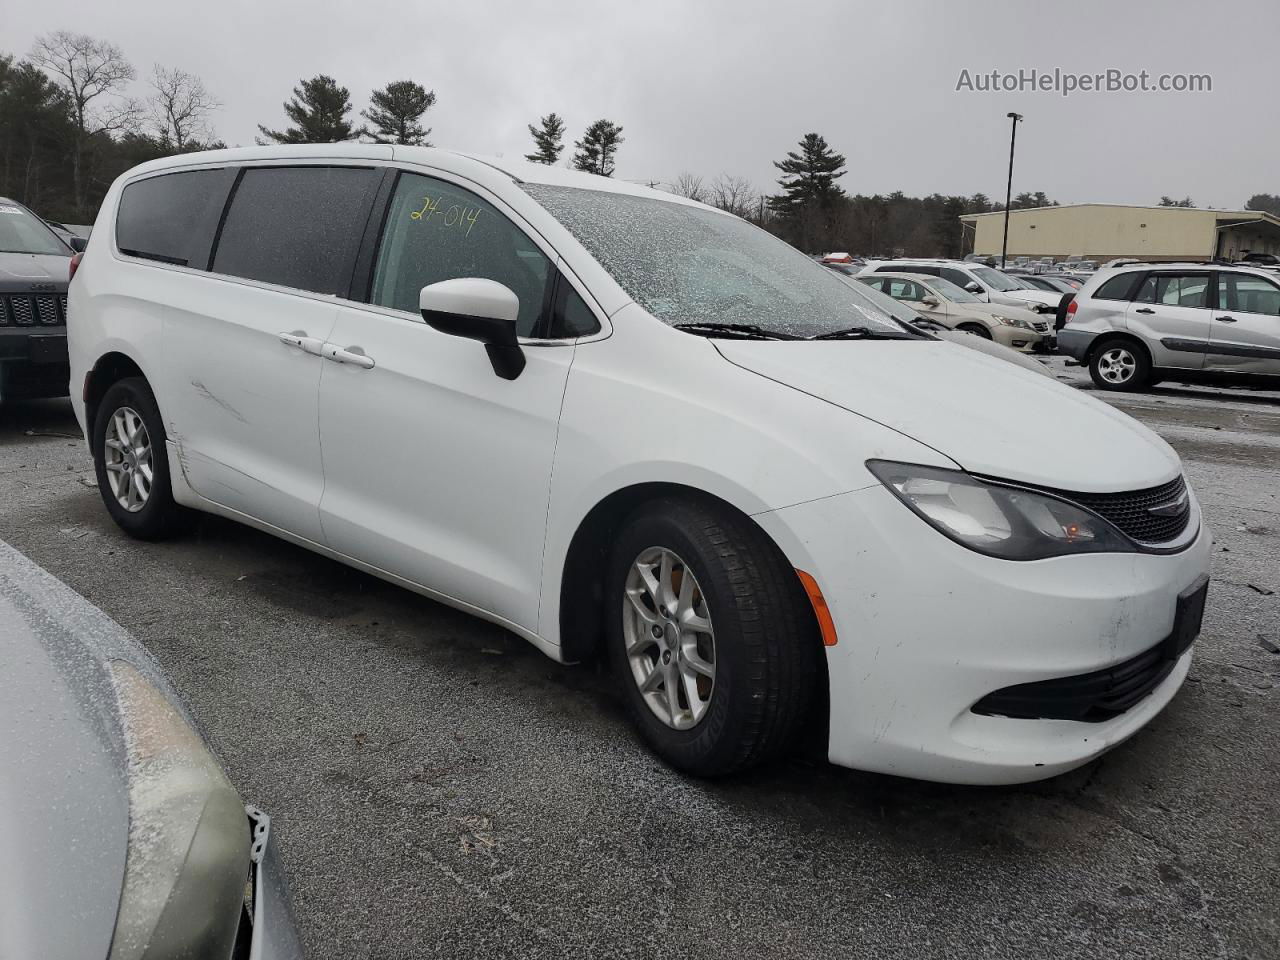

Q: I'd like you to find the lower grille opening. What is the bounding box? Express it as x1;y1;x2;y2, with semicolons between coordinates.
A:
972;631;1195;723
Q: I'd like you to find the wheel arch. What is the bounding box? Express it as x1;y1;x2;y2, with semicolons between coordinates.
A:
84;351;151;450
1086;331;1152;365
556;480;831;756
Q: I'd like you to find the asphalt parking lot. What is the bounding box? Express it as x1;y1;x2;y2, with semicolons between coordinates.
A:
2;359;1277;960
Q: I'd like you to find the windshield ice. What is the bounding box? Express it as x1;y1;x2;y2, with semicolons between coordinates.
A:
523;184;908;338
0;203;67;256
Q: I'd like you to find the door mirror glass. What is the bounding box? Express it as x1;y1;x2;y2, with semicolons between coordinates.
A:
420;278;525;379
67;235;88;253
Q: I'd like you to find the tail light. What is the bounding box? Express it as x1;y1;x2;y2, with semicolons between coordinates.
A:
69;252;83;282
1065;298;1078;323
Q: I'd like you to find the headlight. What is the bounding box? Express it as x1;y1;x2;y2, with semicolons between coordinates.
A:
990;314;1032;329
867;460;1135;560
108;662;249;960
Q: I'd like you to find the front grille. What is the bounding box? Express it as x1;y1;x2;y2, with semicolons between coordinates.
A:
1032;321;1049;332
0;293;66;327
1058;475;1191;545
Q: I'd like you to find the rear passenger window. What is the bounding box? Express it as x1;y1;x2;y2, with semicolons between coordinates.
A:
1133;273;1209;309
116;170;227;267
212;166;378;295
1094;272;1142;301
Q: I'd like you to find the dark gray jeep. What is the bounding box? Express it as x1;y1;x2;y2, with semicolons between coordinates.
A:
0;197;81;402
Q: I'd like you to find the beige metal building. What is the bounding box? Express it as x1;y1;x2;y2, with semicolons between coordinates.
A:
960;204;1280;262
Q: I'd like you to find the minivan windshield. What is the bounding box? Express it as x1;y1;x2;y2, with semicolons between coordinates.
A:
971;267;1024;292
523;184;911;339
0;202;68;256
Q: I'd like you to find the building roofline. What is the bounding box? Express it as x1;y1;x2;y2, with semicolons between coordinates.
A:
960;203;1280;225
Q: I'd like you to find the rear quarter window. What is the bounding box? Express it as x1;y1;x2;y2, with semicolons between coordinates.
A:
116;170;228;267
1092;272;1143;301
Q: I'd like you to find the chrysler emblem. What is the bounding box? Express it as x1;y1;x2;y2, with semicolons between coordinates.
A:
1147;490;1188;517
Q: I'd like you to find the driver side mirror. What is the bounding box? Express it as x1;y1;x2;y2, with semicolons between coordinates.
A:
68;235;87;253
964;281;982;294
420;278;525;380
920;295;939;307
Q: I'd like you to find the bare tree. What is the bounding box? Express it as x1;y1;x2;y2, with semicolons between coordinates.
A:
149;65;219;150
709;174;757;218
671;172;705;203
27;31;140;217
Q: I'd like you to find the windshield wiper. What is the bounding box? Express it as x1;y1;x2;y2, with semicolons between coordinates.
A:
808;325;913;341
674;322;800;340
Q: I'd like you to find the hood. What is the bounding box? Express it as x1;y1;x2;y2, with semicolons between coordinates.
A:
931;329;1054;378
0;543;136;960
1001;287;1060;308
0;252;71;289
714;339;1180;493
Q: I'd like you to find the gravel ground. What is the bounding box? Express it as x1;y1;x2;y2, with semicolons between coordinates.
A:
1;358;1277;960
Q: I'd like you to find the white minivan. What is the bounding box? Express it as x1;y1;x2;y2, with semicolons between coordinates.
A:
69;146;1210;784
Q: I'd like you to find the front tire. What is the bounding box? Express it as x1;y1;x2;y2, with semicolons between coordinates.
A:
1089;338;1151;391
607;497;820;776
92;377;188;540
957;322;993;340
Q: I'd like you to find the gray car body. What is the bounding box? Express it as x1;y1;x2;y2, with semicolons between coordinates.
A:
0;539;303;960
0;198;73;400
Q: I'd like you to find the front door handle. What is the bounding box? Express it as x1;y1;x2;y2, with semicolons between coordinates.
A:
278;331;325;355
321;343;376;369
1215;315;1238;323
1134;307;1155;314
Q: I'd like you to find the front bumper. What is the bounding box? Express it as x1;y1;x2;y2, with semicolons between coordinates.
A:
991;324;1052;354
0;328;69;399
246;805;305;960
754;483;1211;785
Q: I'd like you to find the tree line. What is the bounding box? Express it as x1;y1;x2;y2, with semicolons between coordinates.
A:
5;30;1274;257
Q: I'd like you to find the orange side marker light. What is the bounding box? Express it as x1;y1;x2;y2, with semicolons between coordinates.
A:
796;570;838;647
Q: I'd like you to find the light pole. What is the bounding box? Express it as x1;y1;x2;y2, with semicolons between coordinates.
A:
1001;112;1023;269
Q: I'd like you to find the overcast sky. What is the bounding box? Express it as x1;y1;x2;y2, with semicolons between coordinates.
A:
7;0;1275;209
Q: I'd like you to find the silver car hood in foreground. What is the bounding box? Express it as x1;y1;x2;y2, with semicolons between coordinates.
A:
0;541;178;960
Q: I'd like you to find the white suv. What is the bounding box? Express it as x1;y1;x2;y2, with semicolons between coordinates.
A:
859;259;1063;313
1059;262;1280;391
68;145;1209;784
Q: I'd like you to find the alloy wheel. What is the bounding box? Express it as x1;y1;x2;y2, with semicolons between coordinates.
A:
622;546;716;730
103;406;154;513
1097;347;1137;384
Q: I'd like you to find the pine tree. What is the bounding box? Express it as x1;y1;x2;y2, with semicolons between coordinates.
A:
572;119;624;177
525;112;565;164
767;133;846;219
362;80;434;145
258;75;356;144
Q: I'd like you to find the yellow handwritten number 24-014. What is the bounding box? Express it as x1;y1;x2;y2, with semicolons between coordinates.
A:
410;196;482;236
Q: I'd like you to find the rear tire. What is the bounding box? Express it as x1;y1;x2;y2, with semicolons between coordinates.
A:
606;496;820;776
1089;338;1151;391
92;377;189;540
957;323;993;340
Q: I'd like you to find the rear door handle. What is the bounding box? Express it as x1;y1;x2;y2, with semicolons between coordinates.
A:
278;331;325;355
1215;315;1238;323
321;343;376;369
1134;307;1155;314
